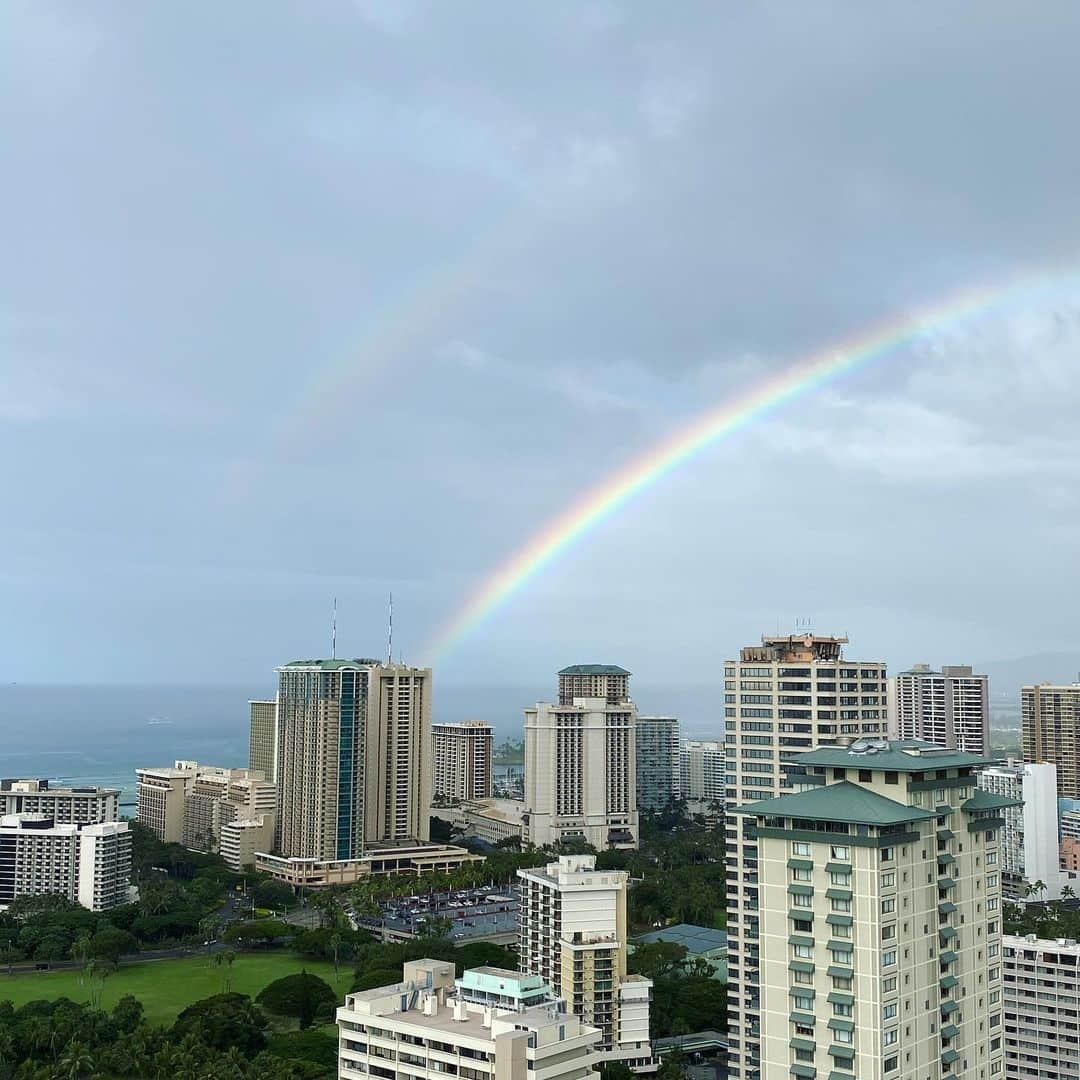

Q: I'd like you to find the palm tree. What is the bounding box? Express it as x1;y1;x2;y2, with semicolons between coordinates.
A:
329;931;343;977
57;1040;94;1080
1060;884;1076;901
1029;879;1048;903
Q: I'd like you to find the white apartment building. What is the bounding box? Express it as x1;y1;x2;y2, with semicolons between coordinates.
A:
524;694;638;851
635;717;680;814
337;959;601;1080
276;659;432;861
732;739;1009;1080
0;779;120;826
978;761;1065;901
219;815;274;871
432;721;493;803
1003;934;1080;1080
681;740;724;804
724;633;889;1080
891;665;991;753
0;814;133;912
517;855;653;1068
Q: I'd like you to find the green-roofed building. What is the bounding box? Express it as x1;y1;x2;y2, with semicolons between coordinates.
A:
730;736;1007;1080
557;664;631;706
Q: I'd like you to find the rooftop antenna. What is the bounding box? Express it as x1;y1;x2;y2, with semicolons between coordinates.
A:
331;597;337;659
387;592;393;666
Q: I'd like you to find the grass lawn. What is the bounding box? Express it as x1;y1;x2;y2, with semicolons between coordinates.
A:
0;952;354;1027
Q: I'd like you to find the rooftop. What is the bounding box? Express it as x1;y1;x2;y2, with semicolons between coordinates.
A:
635;923;728;953
730;781;935;827
795;738;994;771
558;664;631;675
963;790;1024;812
280;657;385;670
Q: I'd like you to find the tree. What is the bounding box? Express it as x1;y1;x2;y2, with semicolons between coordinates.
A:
112;994;144;1034
172;993;267;1055
599;1063;635;1080
350;966;403;993
88;927;138;969
628;941;690;981
222;918;291;949
57;1039;94;1080
256;972;339;1031
252;879;294;912
329;932;343;977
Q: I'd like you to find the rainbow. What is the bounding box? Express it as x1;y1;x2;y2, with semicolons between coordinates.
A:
422;267;1080;663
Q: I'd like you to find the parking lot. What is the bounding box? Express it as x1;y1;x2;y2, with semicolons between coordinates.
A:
343;885;520;943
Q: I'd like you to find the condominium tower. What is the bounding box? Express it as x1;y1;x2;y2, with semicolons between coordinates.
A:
0;779;119;826
432;721;493;802
891;664;991;753
1022;682;1080;798
558;664;630;706
681;740;725;803
248;698;280;781
724;633;888;1080
732;739;1009;1080
517;855;653;1068
524;668;638;850
977;760;1064;900
1003;935;1080;1080
276;658;432;861
635;716;680;813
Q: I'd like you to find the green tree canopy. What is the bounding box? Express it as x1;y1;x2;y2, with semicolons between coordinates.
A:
256;972;339;1030
172;992;267;1056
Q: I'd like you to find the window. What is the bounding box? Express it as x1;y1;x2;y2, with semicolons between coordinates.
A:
883;1029;898;1047
986;851;997;865
881;898;896;914
884;1056;898;1073
834;1002;853;1017
881;872;896;888
880;847;894;861
883;950;897;967
793;969;813;984
882;976;897;993
830;871;851;886
831;974;852;990
793;992;814;1011
830;845;850;860
882;924;896;940
831;896;852;912
884;771;898;784
883;1003;898;1020
793;944;813;959
793;893;812;908
793;842;811;856
989;990;1000;1005
792;867;812;882
834;1028;854;1044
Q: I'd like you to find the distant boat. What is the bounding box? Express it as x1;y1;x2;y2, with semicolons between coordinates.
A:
147;717;173;726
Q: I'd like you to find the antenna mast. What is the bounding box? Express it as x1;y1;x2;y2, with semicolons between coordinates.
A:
387;592;393;666
331;597;337;659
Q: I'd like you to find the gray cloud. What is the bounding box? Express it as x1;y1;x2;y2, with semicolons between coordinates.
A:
2;1;1078;684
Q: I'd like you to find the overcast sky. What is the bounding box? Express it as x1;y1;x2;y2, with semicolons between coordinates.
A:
4;2;1079;686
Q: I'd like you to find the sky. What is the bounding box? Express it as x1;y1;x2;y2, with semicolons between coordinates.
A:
3;1;1080;687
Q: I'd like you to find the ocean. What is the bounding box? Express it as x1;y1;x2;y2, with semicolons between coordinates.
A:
0;682;724;809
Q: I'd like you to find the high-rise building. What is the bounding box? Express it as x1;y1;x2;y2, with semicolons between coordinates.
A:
731;739;1008;1080
517;855;653;1068
890;664;991;753
558;665;631;707
681;740;725;803
724;633;888;1080
1003;934;1080;1080
524;674;638;850
0;814;132;912
135;762;197;843
977;760;1064;900
0;779;119;826
1023;683;1080;798
635;716;680;813
248;698;280;782
432;721;493;802
276;658;432;861
337;959;602;1080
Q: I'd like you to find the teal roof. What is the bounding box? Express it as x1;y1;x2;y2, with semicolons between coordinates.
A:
964;790;1024;811
280;658;384;670
793;738;994;771
636;923;727;954
731;781;935;826
558;664;631;675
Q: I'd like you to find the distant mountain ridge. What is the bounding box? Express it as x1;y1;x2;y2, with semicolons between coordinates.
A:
973;651;1080;701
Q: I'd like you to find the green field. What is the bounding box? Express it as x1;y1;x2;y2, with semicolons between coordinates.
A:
0;952;354;1027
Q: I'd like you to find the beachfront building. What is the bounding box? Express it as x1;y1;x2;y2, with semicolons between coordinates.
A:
0;813;133;912
518;854;653;1068
432;721;493;803
1003;934;1080;1080
730;738;1009;1080
724;633;888;1078
890;664;991;753
337;959;601;1080
635;716;680;813
0;779;119;826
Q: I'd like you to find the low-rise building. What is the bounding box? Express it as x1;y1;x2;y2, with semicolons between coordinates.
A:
0;779;120;826
255;842;483;888
1003;934;1080;1080
0;813;133;912
219;814;274;871
442;798;525;846
337;959;601;1080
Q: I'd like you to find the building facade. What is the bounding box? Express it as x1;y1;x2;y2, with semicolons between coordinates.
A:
1003;934;1080;1080
432;721;493;803
1023;683;1080;798
0;814;132;912
276;659;432;861
337;959;601;1080
248;698;280;782
681;740;725;804
977;760;1064;900
524;698;638;850
732;739;1009;1080
891;664;991;753
135;762;196;843
517;855;653;1068
0;779;119;826
635;716;680;814
724;633;888;1080
558;665;631;707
